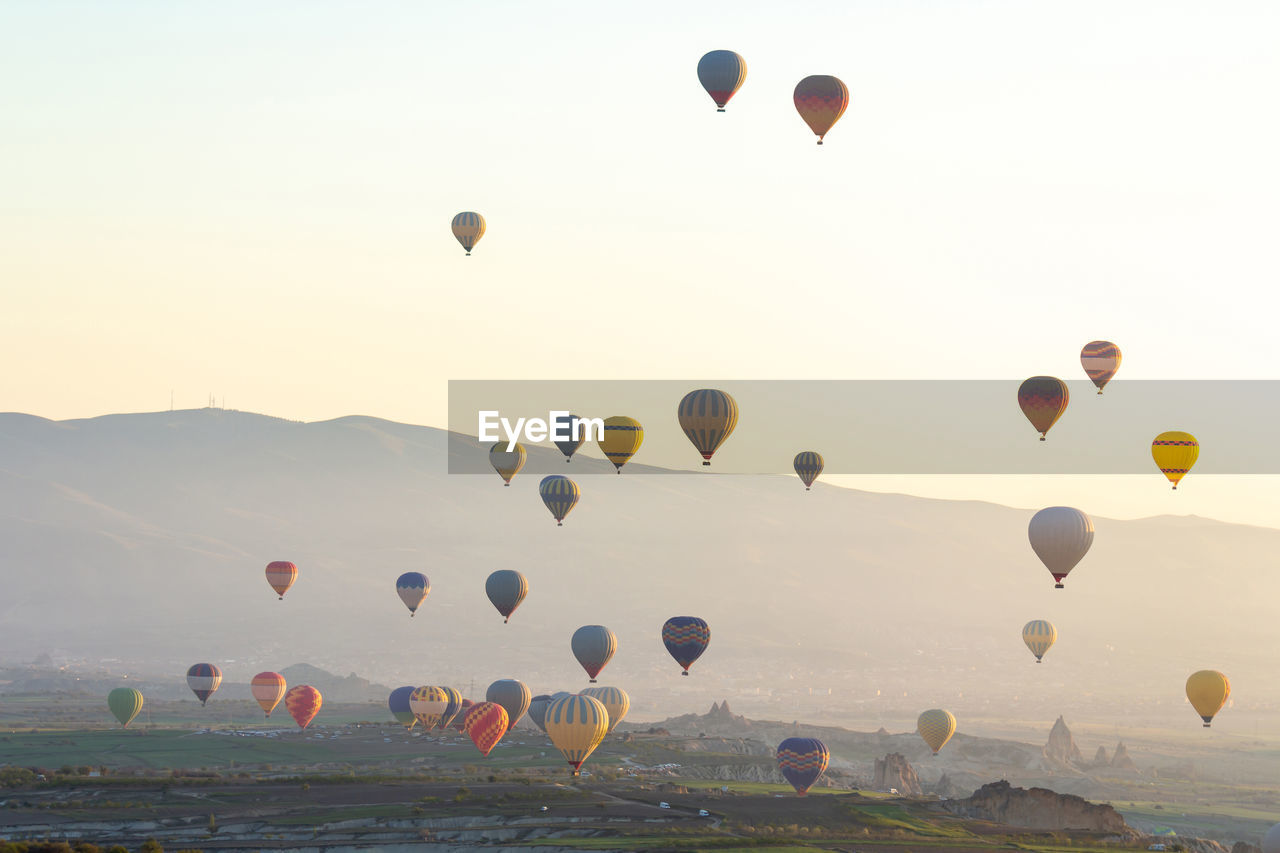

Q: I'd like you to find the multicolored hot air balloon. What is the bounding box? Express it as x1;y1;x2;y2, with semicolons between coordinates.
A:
917;709;956;755
677;389;739;466
388;686;417;730
108;687;143;728
580;686;629;734
793;452;823;490
1152;431;1199;490
285;685;322;730
539;475;580;526
697;50;747;112
1018;377;1069;440
464;702;509;757
776;737;829;795
486;679;531;730
485;570;529;623
662;616;710;676
793;75;849;145
265;561;297;600
490;442;527;486
1021;620;1057;663
1029;506;1094;589
185;663;222;706
598;416;644;472
410;686;449;730
451;211;485;256
545;694;609;776
554;413;587;462
1186;670;1230;727
251;672;287;718
1080;341;1122;394
572;625;617;683
439;686;465;731
395;572;430;617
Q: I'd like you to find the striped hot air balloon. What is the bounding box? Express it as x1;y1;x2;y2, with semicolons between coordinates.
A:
185;663;222;706
571;625;617;683
464;702;509;757
410;686;450;730
793;75;849;145
439;686;465;730
527;694;554;733
545;694;609;776
1021;620;1057;663
265;561;297;600
1080;341;1122;394
539;475;580;526
1152;431;1199;490
580;686;629;734
793;452;824;490
451;212;486;256
677;389;739;466
697;50;747;112
776;737;829;795
597;416;644;472
251;672;287;718
395;571;430;617
285;685;322;730
388;686;417;730
486;679;531;730
485;570;529;623
1029;506;1094;589
1018;377;1069;440
108;687;144;728
662;616;710;676
1186;670;1230;727
554;413;587;462
452;699;474;733
917;709;956;755
490;442;527;486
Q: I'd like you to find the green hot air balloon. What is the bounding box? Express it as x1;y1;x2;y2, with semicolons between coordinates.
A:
108;687;144;728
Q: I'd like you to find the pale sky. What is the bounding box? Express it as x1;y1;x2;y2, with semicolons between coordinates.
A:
3;1;1279;523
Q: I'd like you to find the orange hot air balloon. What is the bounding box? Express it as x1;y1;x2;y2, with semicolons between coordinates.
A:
1017;377;1069;440
251;672;287;718
265;561;297;600
285;685;322;730
793;75;849;145
464;701;510;757
1080;341;1121;394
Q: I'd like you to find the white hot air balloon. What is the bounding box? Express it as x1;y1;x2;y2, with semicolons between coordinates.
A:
1028;507;1094;589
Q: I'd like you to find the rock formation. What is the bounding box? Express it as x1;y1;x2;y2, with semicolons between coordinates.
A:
873;753;922;796
1110;741;1137;770
1093;745;1109;766
1231;842;1261;853
944;781;1134;834
1043;716;1084;767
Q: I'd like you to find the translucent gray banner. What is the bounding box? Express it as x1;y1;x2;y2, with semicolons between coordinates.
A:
446;380;1275;474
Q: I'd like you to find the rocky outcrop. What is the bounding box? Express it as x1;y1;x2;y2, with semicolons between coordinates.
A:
1043;717;1084;767
705;701;749;728
1093;746;1109;766
943;781;1134;835
1231;842;1261;853
1110;741;1137;770
873;753;922;796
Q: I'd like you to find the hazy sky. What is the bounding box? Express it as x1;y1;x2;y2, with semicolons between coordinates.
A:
4;1;1279;523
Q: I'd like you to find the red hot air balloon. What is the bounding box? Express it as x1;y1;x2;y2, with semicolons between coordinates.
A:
265;561;297;600
464;701;510;757
285;685;322;730
793;76;849;145
1017;377;1069;440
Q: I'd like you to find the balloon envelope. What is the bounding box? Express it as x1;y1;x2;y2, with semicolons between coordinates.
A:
597;416;644;472
777;737;829;795
662;616;710;674
486;679;532;729
490;442;527;486
539;475;580;526
917;709;956;754
527;695;554;733
108;687;143;728
554;413;587;461
395;571;430;615
265;561;297;599
438;686;465;730
697;50;747;111
1021;620;1057;663
793;75;849;144
1018;377;1069;440
571;625;617;682
285;685;322;730
486;570;529;623
1152;431;1199;489
464;702;509;757
793;452;823;489
545;694;609;776
1028;507;1094;588
1186;670;1230;727
410;686;450;729
580;686;629;734
185;663;222;706
1080;341;1121;393
388;686;417;730
251;672;287;718
451;211;485;255
1262;823;1280;853
677;389;739;465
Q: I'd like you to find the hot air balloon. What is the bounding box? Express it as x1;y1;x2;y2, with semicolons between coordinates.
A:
410;686;449;730
485;570;529;623
108;687;143;728
1152;431;1199;490
285;685;322;730
572;625;617;683
662;616;710;676
539;475;580;526
527;695;554;733
451;211;485;256
1021;620;1057;663
1186;670;1230;727
1018;377;1069;440
251;672;287;718
185;663;222;706
1080;341;1121;394
697;50;747;112
554;413;587;462
486;679;531;730
452;699;474;733
388;686;417;730
917;709;956;755
545;694;609;776
581;686;629;734
463;702;509;757
793;452;823;490
395;571;430;617
490;441;526;486
677;389;739;466
1262;823;1280;853
776;737;829;795
265;561;297;600
1028;506;1094;589
597;416;644;472
438;686;465;730
793;75;849;145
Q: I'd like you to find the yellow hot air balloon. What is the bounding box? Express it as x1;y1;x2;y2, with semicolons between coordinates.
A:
1186;670;1229;727
451;212;485;256
580;686;629;734
1152;431;1198;490
917;709;956;755
545;694;610;776
793;75;849;145
597;416;644;473
489;441;527;486
677;389;738;466
1021;620;1057;663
